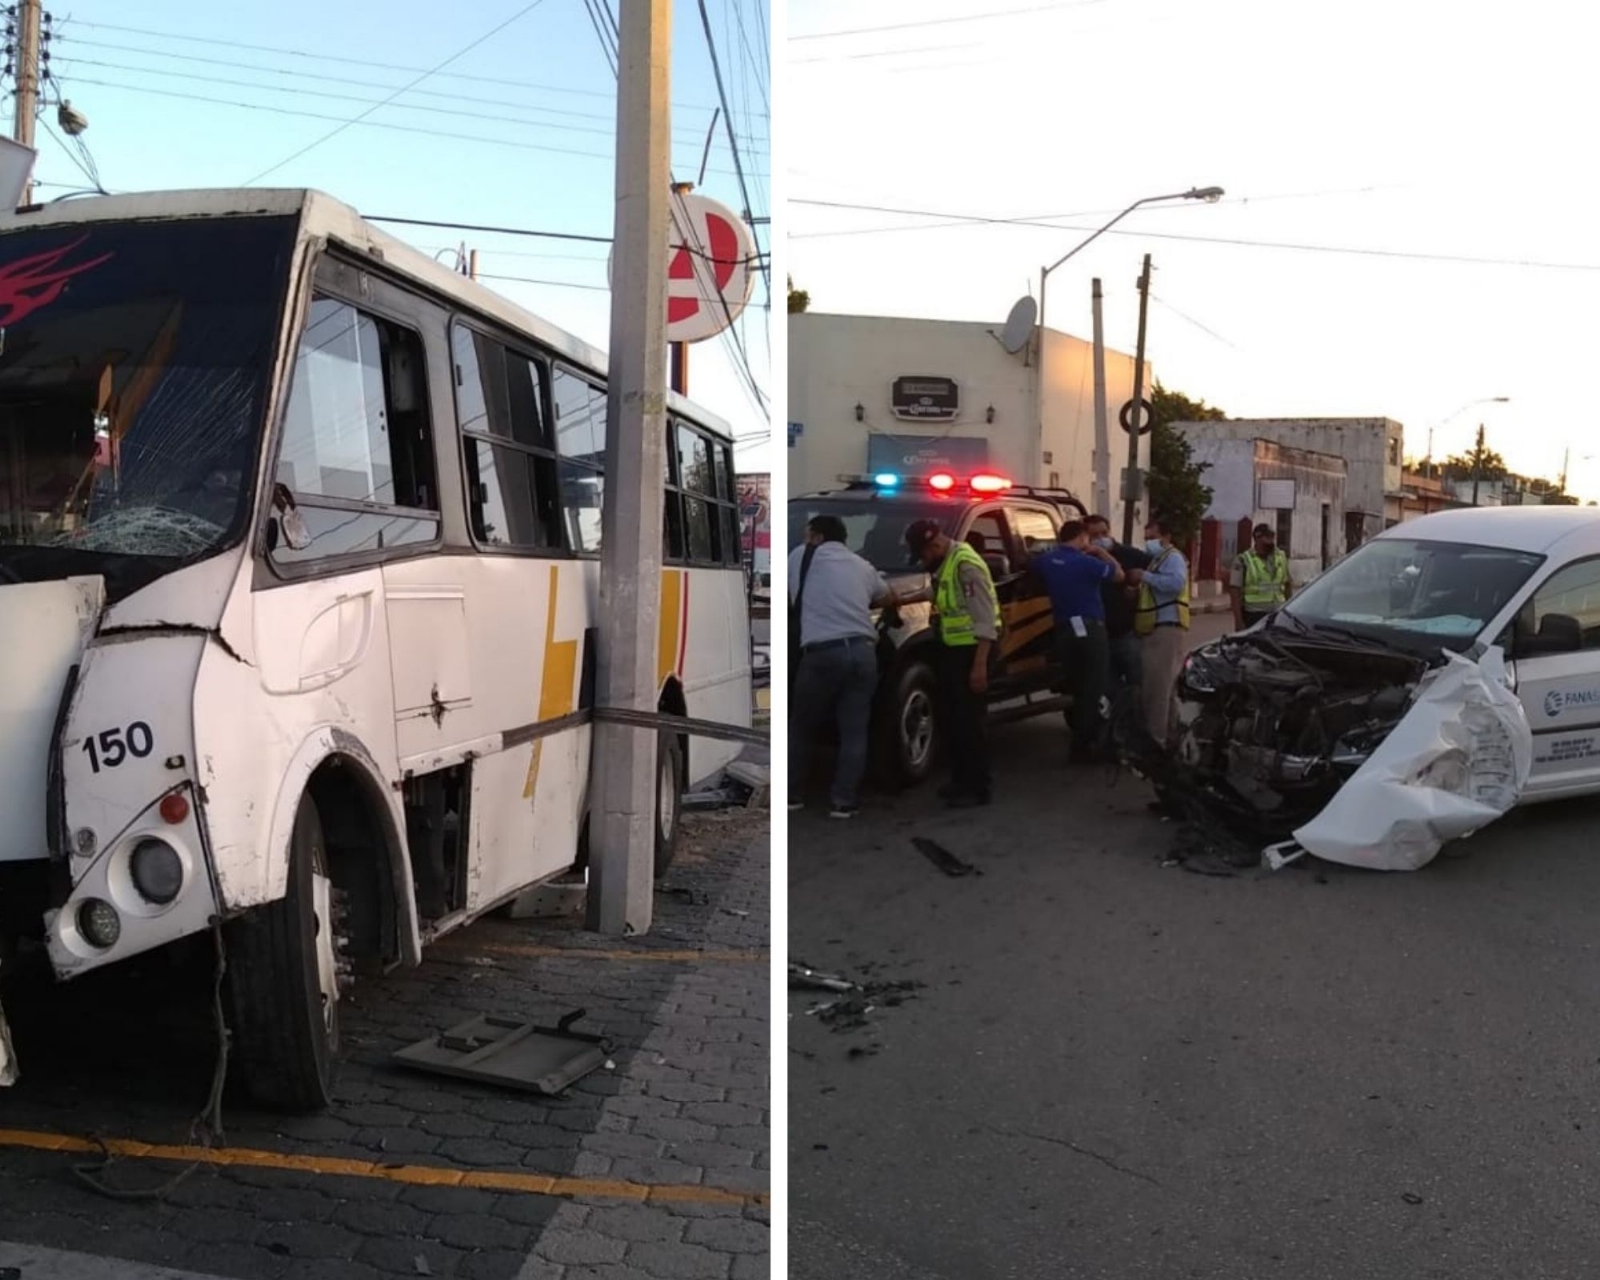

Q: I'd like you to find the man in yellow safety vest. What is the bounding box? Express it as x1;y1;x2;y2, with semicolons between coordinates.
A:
1133;512;1190;747
901;518;1002;807
1229;522;1292;631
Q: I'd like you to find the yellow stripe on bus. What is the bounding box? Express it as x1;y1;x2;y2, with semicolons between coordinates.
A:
657;568;685;687
0;1129;764;1206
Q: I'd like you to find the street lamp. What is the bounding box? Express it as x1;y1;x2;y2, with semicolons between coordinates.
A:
1032;185;1224;540
1037;186;1224;337
1424;396;1508;465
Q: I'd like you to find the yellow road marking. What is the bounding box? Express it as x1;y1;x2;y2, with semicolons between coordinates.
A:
444;941;766;964
0;1129;764;1207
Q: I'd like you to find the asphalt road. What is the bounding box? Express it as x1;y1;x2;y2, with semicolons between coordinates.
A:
790;614;1600;1280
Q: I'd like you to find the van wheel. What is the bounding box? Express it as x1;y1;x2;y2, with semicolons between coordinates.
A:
878;658;939;787
654;732;685;879
224;796;341;1111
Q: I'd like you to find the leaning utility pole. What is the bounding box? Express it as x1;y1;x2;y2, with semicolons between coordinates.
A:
1471;423;1487;507
1121;254;1153;546
12;0;41;204
589;0;672;936
1091;278;1110;515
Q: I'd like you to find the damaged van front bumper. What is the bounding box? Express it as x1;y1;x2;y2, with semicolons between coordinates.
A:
1161;624;1531;871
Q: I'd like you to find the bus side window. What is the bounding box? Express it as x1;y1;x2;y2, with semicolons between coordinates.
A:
271;298;440;564
452;325;562;551
552;367;606;554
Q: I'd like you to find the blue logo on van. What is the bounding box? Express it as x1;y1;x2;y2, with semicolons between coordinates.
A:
1544;688;1600;718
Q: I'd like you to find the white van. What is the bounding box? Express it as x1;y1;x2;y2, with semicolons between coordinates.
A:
1173;505;1600;838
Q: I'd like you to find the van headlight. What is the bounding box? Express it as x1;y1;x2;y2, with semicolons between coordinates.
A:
1180;650;1221;695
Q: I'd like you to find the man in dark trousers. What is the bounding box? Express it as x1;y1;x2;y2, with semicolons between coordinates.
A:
788;515;896;818
1084;512;1151;710
1033;519;1125;762
900;518;1001;807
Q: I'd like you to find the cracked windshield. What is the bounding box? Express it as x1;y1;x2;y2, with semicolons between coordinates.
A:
0;216;292;586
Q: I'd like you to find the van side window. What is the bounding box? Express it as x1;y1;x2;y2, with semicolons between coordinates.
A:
453;325;562;551
271;297;438;564
1529;558;1600;651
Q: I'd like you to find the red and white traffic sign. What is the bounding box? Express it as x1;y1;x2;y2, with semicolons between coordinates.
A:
610;191;756;345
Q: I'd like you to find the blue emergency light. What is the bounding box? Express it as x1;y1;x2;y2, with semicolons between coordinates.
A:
873;472;900;487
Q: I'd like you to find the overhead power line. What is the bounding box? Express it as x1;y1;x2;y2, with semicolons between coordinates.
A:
791;196;1600;271
790;0;1108;41
60;78;764;178
57;17;760;115
243;0;552;184
52;51;767;144
695;0;768;297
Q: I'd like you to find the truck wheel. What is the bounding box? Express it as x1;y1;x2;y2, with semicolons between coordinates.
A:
224;796;341;1111
878;658;939;787
654;732;685;879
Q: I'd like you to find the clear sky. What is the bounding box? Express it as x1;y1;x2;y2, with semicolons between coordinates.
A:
789;0;1600;499
36;0;772;471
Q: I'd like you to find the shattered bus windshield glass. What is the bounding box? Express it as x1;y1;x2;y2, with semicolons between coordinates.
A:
0;216;294;596
1281;537;1544;651
788;498;956;572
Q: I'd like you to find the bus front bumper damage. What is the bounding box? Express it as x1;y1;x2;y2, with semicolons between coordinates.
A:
1162;630;1531;871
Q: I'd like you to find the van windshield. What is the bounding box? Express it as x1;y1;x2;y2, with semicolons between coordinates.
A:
788;497;957;572
0;215;295;598
1279;536;1544;653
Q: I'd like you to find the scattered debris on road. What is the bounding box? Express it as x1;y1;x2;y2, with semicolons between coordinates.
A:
912;836;982;877
391;1009;611;1094
789;960;856;993
790;959;922;1043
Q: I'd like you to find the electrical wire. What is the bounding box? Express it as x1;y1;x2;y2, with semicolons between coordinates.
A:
50;53;768;147
791;195;1600;271
55;78;762;179
696;0;768;297
242;0;552;184
56;18;759;113
790;0;1108;41
1150;295;1239;350
54;35;760;127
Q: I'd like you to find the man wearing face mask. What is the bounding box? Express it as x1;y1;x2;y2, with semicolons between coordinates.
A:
1032;519;1124;763
899;518;1002;806
1083;513;1151;706
1230;522;1292;631
1133;512;1191;747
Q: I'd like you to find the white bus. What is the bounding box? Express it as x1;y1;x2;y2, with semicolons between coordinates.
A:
0;189;752;1106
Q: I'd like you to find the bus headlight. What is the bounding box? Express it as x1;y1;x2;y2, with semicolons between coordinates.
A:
77;898;121;949
129;839;183;906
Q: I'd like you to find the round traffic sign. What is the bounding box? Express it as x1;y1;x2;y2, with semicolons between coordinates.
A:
607;191;757;345
1119;397;1154;436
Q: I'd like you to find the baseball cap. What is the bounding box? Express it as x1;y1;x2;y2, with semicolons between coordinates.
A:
1253;523;1275;538
904;519;942;553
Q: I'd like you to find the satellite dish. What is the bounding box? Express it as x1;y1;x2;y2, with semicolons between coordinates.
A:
999;295;1037;354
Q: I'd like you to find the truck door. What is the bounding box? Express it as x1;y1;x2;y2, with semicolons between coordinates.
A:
1506;556;1600;798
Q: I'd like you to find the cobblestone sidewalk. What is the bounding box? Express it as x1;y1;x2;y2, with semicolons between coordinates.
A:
0;810;769;1280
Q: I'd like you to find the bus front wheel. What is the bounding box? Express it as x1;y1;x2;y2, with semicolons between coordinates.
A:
654;732;685;880
224;795;341;1110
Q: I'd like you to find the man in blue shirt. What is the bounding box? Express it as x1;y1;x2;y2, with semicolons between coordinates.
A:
1032;519;1125;763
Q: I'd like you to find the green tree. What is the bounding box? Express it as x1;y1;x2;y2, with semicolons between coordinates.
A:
1143;383;1219;543
1440;447;1506;482
787;276;810;314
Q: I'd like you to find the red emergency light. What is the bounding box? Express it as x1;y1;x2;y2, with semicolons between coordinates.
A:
969;473;1013;493
928;472;957;492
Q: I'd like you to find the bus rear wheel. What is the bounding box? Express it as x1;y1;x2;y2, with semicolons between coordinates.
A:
224;795;342;1111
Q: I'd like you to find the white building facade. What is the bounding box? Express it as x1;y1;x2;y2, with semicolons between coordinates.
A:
788;312;1145;527
1177;417;1406;551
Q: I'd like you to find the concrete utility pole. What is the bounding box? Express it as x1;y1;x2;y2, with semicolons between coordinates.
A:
1091;278;1110;516
12;0;41;205
588;0;672;936
1471;423;1486;507
1121;254;1153;546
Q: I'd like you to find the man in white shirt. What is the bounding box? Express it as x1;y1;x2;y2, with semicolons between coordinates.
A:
788;515;896;817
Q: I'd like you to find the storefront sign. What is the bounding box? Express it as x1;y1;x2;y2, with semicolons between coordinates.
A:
867;433;989;475
890;375;960;422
